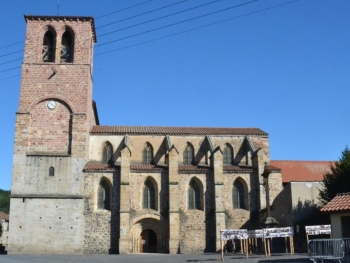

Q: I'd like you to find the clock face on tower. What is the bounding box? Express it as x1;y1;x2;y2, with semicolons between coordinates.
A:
47;100;57;110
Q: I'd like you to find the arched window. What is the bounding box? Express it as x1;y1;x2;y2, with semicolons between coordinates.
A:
233;180;246;209
188;179;202;210
42;29;56;62
102;142;113;163
98;179;111;210
142;143;153;163
49;166;55;176
60;30;74;63
183;143;194;164
223;144;233;165
143;179;157;210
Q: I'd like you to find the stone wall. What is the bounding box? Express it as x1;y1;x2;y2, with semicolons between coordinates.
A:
83;172;117;254
9;198;84;254
9;16;95;255
178;173;216;253
223;173;253;229
0;221;9;248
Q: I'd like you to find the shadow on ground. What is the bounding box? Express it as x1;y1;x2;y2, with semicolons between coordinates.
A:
259;259;310;263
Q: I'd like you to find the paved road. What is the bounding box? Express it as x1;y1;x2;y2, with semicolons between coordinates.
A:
0;253;313;263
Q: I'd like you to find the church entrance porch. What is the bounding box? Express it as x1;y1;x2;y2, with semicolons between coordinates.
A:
140;229;157;253
130;216;168;253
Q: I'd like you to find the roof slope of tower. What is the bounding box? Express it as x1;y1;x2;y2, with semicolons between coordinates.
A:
90;126;268;136
24;15;97;42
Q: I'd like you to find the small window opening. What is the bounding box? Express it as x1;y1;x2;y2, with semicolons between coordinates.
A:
188;179;201;210
233;180;246;209
49;166;55;176
98;180;111;210
42;30;55;62
60;31;73;63
143;180;156;210
223;144;233;165
142;143;153;163
102;142;113;163
183;143;194;164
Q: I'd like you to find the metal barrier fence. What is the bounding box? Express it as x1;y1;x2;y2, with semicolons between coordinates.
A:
308;238;350;263
344;238;350;263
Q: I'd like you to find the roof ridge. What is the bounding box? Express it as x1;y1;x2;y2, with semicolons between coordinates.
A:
92;124;263;129
271;160;333;162
91;125;268;136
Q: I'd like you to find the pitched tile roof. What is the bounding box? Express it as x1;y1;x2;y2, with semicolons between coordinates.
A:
0;211;9;221
321;193;350;213
264;165;282;173
178;164;211;173
223;165;254;173
84;162;168;172
270;160;332;183
130;164;167;173
91;126;268;136
84;162;115;172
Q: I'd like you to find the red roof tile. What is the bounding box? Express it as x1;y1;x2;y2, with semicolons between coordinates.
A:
223;165;254;173
91;126;268;136
130;164;167;173
0;211;9;221
179;164;211;173
264;165;282;173
321;193;350;213
84;162;115;172
270;160;332;183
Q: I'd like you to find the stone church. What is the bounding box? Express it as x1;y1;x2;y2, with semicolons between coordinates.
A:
8;15;289;255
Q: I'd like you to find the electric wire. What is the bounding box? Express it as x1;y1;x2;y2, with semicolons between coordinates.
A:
95;0;299;57
0;74;21;81
97;0;188;29
0;0;187;59
95;0;153;19
0;41;23;50
0;66;21;73
98;0;221;38
95;0;258;48
0;0;299;77
0;49;23;58
0;0;154;50
0;58;22;66
0;0;222;65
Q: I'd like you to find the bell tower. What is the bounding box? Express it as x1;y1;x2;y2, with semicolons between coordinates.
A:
8;15;97;254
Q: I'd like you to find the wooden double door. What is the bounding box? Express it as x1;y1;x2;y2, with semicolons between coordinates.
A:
140;229;158;253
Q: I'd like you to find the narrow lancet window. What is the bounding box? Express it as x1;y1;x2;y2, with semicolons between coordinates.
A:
102;142;113;163
223;144;233;165
188;179;202;210
142;143;153;163
233;180;246;209
183;143;194;164
143;179;156;210
98;180;111;210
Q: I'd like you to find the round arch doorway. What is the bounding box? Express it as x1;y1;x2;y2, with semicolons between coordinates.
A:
140;229;157;253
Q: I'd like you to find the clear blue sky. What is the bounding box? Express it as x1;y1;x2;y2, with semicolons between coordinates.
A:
0;0;349;190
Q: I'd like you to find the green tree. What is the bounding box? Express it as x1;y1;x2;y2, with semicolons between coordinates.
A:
293;199;329;226
319;146;350;205
0;189;10;214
